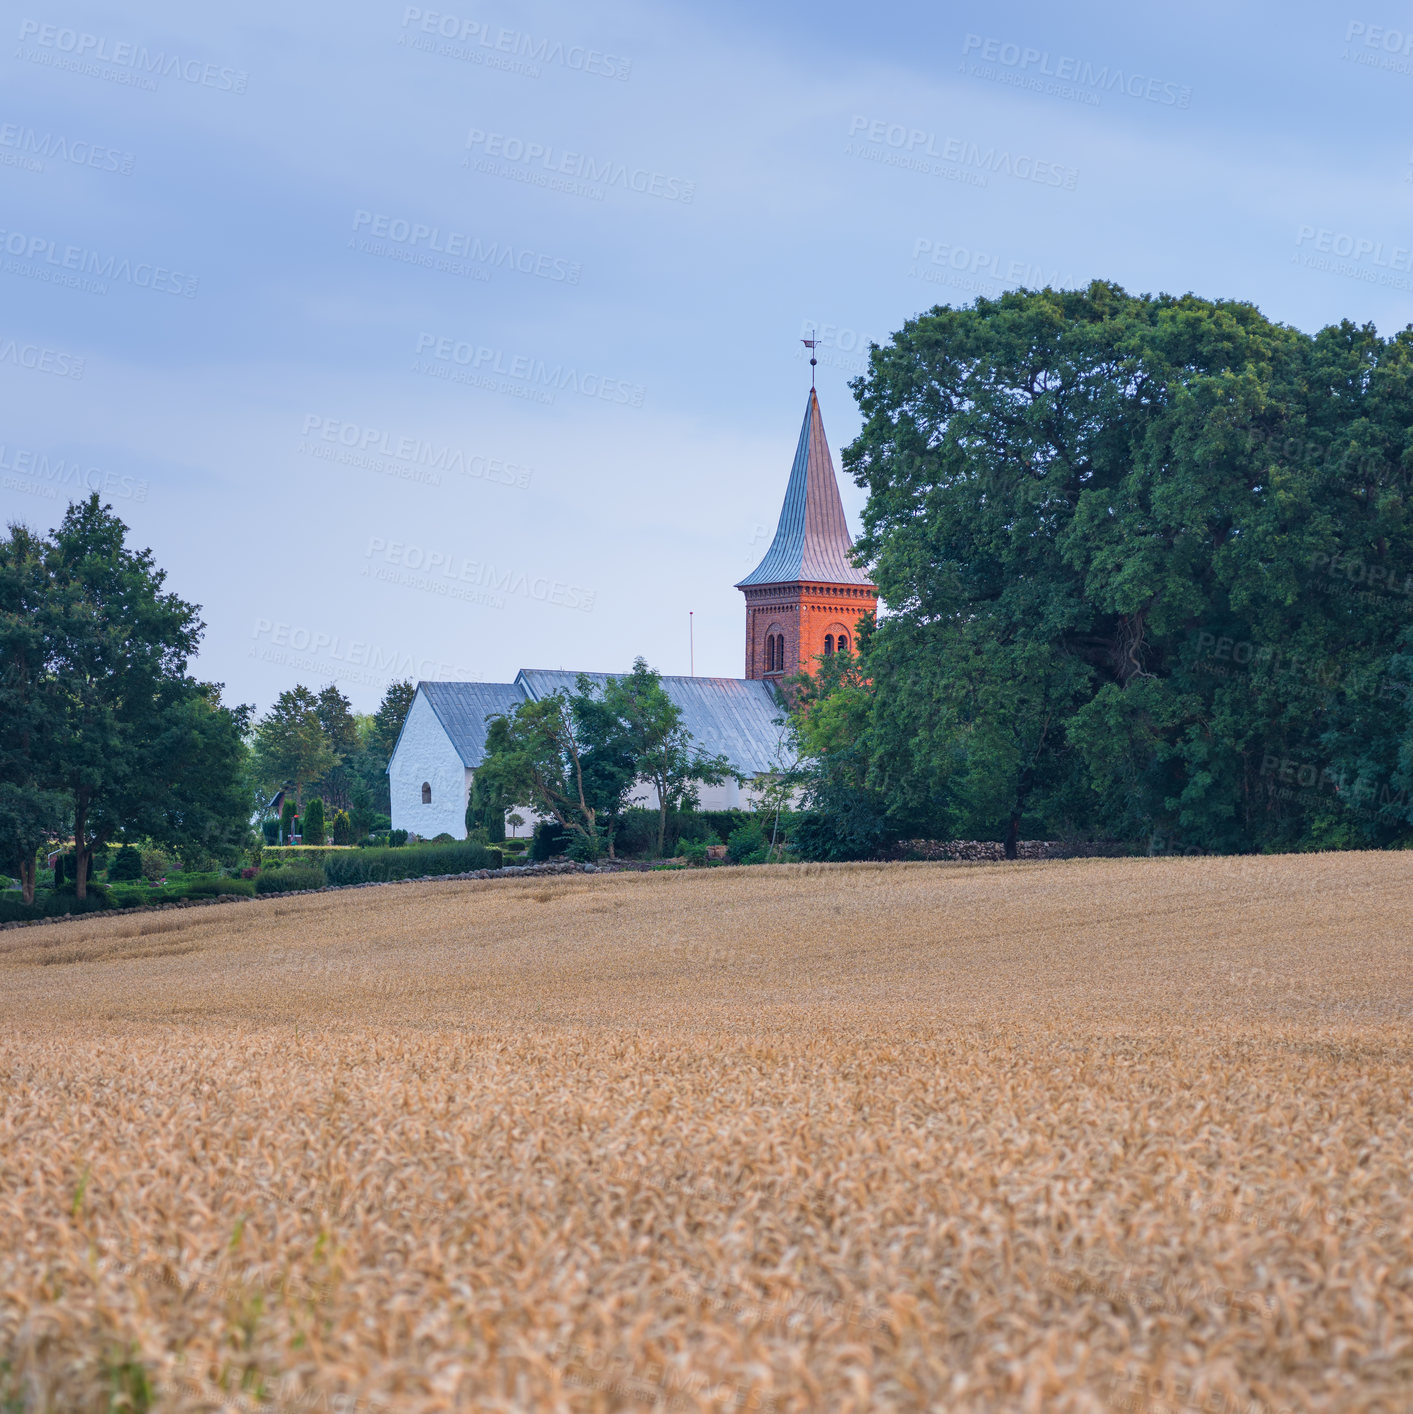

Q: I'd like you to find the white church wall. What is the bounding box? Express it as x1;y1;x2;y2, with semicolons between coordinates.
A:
389;690;472;839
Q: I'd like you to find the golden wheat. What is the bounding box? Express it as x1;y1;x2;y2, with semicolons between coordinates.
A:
2;855;1412;1412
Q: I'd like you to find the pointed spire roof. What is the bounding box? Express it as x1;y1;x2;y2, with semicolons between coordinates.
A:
736;388;875;589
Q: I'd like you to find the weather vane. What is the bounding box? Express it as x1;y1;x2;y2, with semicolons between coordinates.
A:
801;332;818;387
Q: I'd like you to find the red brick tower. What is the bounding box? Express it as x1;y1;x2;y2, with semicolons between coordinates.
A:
737;388;877;684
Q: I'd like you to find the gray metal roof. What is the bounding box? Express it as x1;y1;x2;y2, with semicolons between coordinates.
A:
406;672;787;776
736;388;875;589
517;670;789;775
419;680;528;767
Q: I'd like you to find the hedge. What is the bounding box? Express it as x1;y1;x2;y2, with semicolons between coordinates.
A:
321;841;501;884
261;846;358;865
255;865;327;893
0;889;112;923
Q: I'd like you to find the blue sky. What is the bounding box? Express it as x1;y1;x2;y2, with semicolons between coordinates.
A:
2;0;1410;710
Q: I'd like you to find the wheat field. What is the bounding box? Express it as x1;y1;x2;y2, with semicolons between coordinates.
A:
1;854;1411;1414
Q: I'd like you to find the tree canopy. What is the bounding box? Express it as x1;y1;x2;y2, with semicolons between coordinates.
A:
0;496;252;896
793;283;1413;856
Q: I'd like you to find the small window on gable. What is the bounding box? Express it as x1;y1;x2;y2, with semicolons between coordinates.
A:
421;781;432;805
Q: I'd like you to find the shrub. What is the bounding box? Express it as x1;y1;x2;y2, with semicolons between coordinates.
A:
303;798;327;846
431;832;456;845
261;819;281;845
389;829;408;848
331;810;354;846
109;846;143;882
321;841;501;885
255;865;326;894
140;849;169;882
0;890;114;922
177;877;257;899
727;818;769;864
680;838;708;865
530;820;569;861
566;830;601;864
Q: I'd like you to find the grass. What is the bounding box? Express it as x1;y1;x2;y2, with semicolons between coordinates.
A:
0;854;1411;1411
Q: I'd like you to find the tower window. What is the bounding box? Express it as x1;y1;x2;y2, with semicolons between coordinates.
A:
421;782;432;804
838;634;849;654
824;635;834;655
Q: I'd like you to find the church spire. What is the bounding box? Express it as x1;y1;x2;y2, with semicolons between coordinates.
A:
737;388;878;684
736;388;873;589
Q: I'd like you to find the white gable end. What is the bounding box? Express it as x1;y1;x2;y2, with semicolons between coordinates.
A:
389;687;473;839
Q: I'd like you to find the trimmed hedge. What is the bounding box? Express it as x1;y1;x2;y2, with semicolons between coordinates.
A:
261;846;358;865
321;841;501;884
255;865;326;893
0;889;112;923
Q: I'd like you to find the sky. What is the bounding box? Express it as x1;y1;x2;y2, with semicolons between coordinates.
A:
2;0;1411;712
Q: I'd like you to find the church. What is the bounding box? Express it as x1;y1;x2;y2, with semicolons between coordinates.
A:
388;387;878;838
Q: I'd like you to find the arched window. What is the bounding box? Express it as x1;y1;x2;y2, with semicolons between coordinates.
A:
824;635;834;655
421;781;432;804
838;634;849;654
771;635;780;671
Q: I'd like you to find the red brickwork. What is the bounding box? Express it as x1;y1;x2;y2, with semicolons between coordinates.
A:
743;582;877;683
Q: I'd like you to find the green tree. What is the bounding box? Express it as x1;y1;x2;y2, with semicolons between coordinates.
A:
841;283;1413;854
605;659;734;857
36;497;250;897
0;522;65;901
312;684;359;810
253;686;336;811
303;796;326;846
372;680;416;762
476;678;618;848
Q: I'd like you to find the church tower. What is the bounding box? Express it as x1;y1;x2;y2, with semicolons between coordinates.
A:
736;388;878;683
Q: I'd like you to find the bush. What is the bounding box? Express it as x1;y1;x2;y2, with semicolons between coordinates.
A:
389;829;408;848
530;820;569;861
303;798;327;846
679;838;708;865
331;810;354;846
727;818;769;864
280;799;298;844
321;841;501;885
261;819;281;845
255;865;326;893
0;890;114;922
140;849;170;882
109;845;143;881
177;876;256;899
565;830;601;863
431;832;456;844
